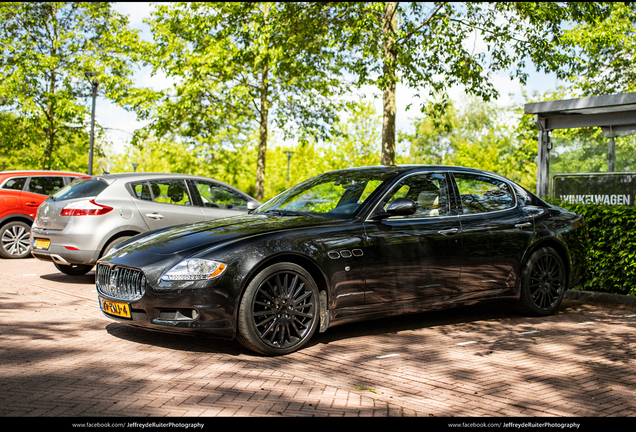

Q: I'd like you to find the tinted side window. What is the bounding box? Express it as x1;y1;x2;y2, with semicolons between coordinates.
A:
27;176;66;195
192;180;248;210
454;173;514;214
131;182;153;201
382;173;450;218
147;179;192;206
1;177;27;190
53;179;109;200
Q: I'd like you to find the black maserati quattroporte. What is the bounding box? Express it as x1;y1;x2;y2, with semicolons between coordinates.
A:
96;166;587;355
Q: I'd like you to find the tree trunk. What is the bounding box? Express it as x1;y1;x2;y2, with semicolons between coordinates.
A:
381;2;398;166
42;70;57;170
254;63;269;201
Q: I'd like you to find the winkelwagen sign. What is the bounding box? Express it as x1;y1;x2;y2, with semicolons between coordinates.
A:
552;172;636;206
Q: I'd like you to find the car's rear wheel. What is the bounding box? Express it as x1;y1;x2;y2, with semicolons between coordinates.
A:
237;262;320;356
53;261;94;276
518;247;566;316
0;221;32;259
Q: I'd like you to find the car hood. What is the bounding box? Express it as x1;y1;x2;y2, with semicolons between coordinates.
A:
101;213;337;267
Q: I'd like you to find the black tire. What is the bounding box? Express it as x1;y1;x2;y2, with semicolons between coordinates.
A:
0;221;32;259
53;261;94;276
237;262;320;356
518;247;567;316
101;235;133;258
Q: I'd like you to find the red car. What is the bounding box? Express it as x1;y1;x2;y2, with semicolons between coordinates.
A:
0;170;89;259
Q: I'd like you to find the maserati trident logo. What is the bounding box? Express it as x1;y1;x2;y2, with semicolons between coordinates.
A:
108;267;119;292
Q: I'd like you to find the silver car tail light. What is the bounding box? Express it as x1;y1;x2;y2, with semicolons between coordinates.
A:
97;264;146;301
60;199;113;216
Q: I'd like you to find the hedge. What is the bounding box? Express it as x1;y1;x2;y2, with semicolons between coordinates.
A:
551;201;636;296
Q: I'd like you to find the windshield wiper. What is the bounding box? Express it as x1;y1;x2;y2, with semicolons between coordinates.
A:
265;209;319;217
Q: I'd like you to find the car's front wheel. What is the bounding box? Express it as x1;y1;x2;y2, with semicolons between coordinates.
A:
237;262;320;356
53;261;94;276
518;247;566;316
102;235;133;258
0;221;32;259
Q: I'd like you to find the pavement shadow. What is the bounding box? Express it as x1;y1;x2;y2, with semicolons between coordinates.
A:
103;299;522;357
104;322;249;356
40;271;95;285
309;298;521;347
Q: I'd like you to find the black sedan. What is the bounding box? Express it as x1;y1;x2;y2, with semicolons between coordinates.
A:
96;166;587;356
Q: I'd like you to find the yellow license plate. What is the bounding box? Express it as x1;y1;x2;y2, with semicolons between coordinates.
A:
99;297;131;319
33;238;51;250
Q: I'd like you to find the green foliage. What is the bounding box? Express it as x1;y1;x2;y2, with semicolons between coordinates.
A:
553;201;636;296
559;2;636;95
109;134;258;197
134;2;347;200
296;2;612;164
0;2;142;170
0;111;106;172
399;96;538;191
109;98;383;201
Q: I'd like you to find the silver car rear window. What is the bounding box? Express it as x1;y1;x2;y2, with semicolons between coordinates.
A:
52;179;109;201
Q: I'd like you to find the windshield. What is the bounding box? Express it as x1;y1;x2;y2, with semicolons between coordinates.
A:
51;179;108;201
255;169;396;219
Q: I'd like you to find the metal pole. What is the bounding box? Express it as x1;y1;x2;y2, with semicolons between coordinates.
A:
88;81;98;175
608;126;615;173
535;115;551;197
284;151;295;183
85;72;99;176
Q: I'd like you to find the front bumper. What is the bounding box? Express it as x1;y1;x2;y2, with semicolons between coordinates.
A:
96;265;237;339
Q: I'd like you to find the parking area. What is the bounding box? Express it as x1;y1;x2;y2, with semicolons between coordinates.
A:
1;257;636;418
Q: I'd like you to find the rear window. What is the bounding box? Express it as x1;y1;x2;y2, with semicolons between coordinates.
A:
52;179;109;201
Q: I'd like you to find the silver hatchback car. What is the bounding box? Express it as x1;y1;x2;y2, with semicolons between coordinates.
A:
30;173;260;275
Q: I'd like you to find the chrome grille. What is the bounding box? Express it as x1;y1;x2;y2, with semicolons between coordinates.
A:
97;264;146;301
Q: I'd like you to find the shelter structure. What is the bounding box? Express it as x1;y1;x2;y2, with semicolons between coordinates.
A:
524;92;636;197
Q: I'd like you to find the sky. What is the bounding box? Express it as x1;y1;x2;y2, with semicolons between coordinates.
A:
99;2;562;157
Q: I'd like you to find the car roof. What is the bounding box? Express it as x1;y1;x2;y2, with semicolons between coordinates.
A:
326;164;512;179
93;172;233;182
0;170;88;176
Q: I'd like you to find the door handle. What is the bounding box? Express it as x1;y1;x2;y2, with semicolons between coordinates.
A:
146;213;164;220
26;201;39;207
438;228;459;236
515;222;532;229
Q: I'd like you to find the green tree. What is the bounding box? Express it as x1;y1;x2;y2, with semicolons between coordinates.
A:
135;2;345;201
0;110;108;172
258;98;382;200
295;2;611;166
111;131;260;198
401;96;538;190
0;2;142;170
318;99;382;170
558;2;636;96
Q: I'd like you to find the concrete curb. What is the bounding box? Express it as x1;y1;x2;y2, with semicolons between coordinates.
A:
565;289;636;307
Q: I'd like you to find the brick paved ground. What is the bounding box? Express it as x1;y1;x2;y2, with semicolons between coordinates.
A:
1;257;636;421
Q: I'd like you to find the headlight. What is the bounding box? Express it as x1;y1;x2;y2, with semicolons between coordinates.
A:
161;259;227;281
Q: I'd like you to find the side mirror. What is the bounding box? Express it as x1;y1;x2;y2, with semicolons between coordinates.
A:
247;201;260;210
370;198;417;220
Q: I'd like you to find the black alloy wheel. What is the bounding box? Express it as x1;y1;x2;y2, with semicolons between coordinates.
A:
0;221;32;259
237;262;319;356
518;247;566;316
